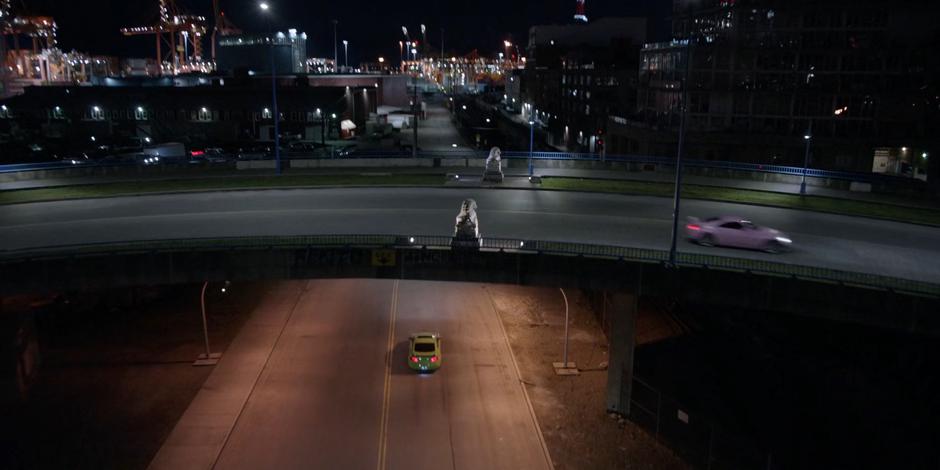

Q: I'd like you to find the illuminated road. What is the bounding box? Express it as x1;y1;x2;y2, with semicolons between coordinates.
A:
149;279;552;470
1;187;939;283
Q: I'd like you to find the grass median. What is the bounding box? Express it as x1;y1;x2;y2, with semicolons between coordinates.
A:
0;174;444;205
540;177;940;226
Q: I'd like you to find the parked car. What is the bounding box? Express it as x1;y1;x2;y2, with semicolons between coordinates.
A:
236;146;271;160
686;216;793;253
190;147;231;163
333;145;357;157
408;332;442;373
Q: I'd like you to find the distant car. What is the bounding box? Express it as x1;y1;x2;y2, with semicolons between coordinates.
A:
408;332;442;373
201;148;230;163
332;145;357;157
236;146;271;160
686;216;792;253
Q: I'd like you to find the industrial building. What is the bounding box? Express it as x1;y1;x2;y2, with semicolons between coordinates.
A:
216;30;308;75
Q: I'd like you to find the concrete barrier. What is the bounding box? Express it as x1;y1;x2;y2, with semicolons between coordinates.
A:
236;160;277;170
289;158;435;169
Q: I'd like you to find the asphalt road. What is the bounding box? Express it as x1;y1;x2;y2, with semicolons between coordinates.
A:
195;279;551;470
1;187;939;283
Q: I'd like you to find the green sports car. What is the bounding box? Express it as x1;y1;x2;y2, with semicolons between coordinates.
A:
408;332;442;372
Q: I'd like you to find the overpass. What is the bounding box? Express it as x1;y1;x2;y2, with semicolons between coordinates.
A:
2;186;938;416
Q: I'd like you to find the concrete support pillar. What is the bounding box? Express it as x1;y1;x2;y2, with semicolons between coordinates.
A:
606;291;637;414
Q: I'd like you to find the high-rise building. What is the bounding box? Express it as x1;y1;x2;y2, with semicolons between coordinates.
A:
522;17;647;153
616;0;939;172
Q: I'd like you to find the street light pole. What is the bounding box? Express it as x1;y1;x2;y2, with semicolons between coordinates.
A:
260;2;281;176
801;120;813;195
552;288;577;375
343;40;348;69
528;120;535;176
194;281;226;366
668;38;693;268
413;64;419;159
561;288;570;366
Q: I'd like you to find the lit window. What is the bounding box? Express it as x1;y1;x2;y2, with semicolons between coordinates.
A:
89;106;105;121
195;107;212;122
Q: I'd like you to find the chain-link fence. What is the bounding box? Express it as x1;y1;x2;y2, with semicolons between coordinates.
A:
630;376;771;469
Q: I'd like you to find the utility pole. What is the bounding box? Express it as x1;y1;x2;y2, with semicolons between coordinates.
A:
668;38;693;268
801;120;813;195
413;69;419;158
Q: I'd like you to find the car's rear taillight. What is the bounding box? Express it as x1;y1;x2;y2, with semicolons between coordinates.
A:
430;356;438;363
686;224;701;231
410;356;419;363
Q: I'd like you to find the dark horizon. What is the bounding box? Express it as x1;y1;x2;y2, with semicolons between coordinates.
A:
17;0;671;64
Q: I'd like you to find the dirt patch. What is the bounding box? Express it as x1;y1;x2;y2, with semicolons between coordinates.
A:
0;282;271;470
486;285;689;470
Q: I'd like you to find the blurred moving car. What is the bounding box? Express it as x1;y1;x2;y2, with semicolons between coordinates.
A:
686;216;792;253
408;332;442;373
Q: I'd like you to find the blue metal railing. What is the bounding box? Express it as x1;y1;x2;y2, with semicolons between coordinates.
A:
0;149;913;184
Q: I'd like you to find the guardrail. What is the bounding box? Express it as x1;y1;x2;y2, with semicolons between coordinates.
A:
2;234;937;297
1;149;914;185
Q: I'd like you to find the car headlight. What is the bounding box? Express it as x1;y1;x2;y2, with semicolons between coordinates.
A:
775;236;792;244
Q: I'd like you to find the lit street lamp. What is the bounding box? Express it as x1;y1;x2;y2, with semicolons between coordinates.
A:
801;123;813;195
343;39;349;69
259;2;281;176
194;280;229;366
668;38;693;268
528;120;535;177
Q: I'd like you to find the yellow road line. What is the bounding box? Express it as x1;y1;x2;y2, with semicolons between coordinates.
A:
377;279;399;470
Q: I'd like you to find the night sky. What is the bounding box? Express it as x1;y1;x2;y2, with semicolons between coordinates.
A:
20;0;671;63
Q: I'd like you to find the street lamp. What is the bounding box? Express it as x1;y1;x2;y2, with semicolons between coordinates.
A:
667;38;693;268
343;40;349;69
259;2;281;176
528;120;535;177
194;280;229;366
801;124;813;195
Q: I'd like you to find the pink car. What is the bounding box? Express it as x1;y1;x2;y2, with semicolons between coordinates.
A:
686;216;793;253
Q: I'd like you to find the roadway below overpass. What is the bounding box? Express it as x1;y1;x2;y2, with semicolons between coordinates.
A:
149;279;553;470
1;187;939;284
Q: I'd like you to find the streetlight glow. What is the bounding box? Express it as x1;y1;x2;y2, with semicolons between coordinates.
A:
259;2;269;11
